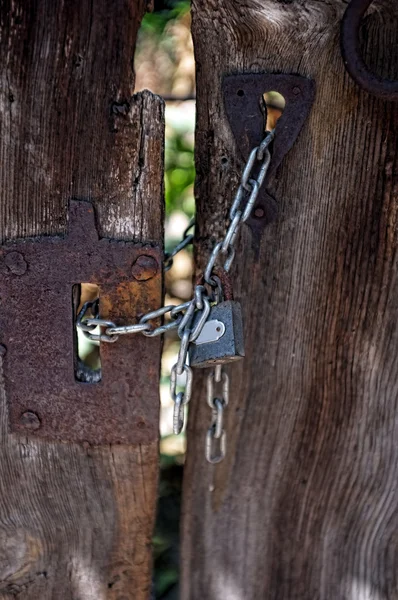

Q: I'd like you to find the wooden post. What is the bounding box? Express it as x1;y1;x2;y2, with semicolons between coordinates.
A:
0;1;163;598
182;1;398;598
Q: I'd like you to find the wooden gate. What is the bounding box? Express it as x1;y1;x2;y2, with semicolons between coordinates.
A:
182;1;398;599
1;1;398;599
0;1;163;597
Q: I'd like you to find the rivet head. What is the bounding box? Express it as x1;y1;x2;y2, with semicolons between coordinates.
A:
254;207;265;218
131;255;158;281
4;252;27;275
293;86;301;95
19;411;41;430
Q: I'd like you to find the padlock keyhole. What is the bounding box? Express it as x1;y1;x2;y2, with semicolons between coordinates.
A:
73;283;102;383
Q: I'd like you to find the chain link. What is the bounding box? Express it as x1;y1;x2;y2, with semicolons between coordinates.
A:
170;363;193;434
75;129;275;461
164;218;195;271
205;365;229;464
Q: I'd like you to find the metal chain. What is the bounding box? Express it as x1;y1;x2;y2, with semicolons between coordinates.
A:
76;128;275;460
164;218;195;272
206;365;229;464
204;128;274;285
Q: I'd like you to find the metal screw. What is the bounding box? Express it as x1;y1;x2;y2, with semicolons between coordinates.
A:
0;345;7;357
293;86;301;95
4;252;27;275
131;255;158;281
19;411;41;431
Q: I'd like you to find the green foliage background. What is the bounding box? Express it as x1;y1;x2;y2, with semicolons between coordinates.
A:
137;3;194;598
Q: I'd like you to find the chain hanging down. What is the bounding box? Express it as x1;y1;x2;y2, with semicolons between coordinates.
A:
206;365;229;464
76;128;275;462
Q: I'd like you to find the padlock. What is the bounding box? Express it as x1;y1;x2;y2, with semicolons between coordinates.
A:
189;298;245;368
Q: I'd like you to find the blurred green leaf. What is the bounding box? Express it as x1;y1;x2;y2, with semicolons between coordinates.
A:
165;126;195;217
140;1;190;37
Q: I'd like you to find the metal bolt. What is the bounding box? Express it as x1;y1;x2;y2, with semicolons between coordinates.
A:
293;86;301;95
111;101;130;116
254;207;265;218
4;252;27;275
19;411;41;431
0;345;7;357
131;255;158;281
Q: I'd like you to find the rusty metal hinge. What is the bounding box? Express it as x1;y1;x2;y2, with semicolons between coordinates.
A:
0;201;162;445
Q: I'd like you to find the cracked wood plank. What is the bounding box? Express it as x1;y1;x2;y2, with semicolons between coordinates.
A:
0;1;163;598
182;1;398;599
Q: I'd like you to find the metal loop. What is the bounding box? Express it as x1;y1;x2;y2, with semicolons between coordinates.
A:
241;147;258;190
83;318;119;343
256;129;275;161
223;246;236;273
171;301;191;319
241;179;260;223
144;318;183;338
229;186;244;221
76;300;99;332
207;369;229;408
204;242;223;285
221;211;242;254
105;323;150;336
176;329;190;376
255;147;272;189
205;242;235;283
83;318;116;329
183;218;195;239
341;0;398;101
164;218;195;271
77;320;97;333
140;305;175;324
189;297;211;342
212;398;224;439
173;392;185;434
177;298;196;339
170;363;193;404
206;427;226;464
194;285;206;310
84;317;116;327
140;305;175;336
84;331;118;343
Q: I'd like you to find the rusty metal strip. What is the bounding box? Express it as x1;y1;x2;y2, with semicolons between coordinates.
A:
223;73;315;235
0;201;162;445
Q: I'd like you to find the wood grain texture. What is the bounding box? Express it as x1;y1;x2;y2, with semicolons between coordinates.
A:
182;1;398;599
0;0;163;243
0;1;163;598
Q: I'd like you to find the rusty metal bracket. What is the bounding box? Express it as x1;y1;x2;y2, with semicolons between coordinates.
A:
341;0;398;101
0;201;162;445
223;73;315;234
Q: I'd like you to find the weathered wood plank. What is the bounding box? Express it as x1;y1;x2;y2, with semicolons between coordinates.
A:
182;1;398;598
0;1;163;598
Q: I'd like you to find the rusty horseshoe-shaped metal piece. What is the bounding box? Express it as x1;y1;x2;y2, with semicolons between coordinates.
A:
341;0;398;101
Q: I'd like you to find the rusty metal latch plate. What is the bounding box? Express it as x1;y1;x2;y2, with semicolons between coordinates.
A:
0;201;162;445
223;73;315;232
